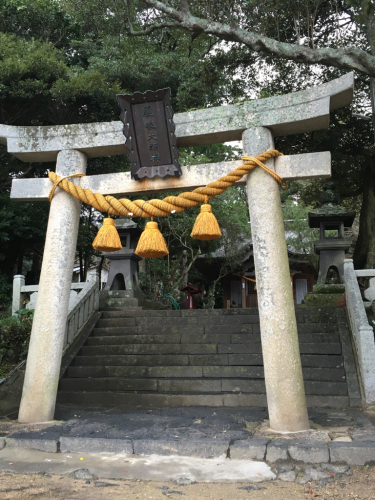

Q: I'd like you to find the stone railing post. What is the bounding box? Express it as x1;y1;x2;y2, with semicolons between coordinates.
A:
18;149;87;423
12;275;25;316
93;268;100;311
344;258;375;404
243;127;309;433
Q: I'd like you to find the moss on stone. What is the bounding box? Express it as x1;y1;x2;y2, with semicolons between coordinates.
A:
304;293;344;307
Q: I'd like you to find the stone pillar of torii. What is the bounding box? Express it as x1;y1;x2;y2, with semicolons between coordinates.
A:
3;73;354;431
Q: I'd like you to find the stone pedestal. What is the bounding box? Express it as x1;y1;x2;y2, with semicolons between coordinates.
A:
18;149;87;423
304;284;345;306
244;127;309;433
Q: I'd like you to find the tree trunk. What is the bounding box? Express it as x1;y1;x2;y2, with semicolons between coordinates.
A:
181;250;188;285
16;250;24;275
98;256;104;290
353;163;375;269
78;248;84;282
26;251;42;285
83;252;89;281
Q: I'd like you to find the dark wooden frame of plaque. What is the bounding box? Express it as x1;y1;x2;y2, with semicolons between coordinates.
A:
117;88;181;180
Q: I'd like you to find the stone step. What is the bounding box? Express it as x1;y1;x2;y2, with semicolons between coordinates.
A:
101;309;148;319
93;325;257;336
67;365;345;381
101;291;136;298
73;353;345;368
97;318;138;328
96;316;263;328
59;377;347;395
87;332;341;344
80;344;218;356
68;365;205;378
297;324;338;333
87;334;182;346
101;298;139;308
228;354;344;368
74;354;191;366
217;343;342;355
76;342;340;356
56;391;349;408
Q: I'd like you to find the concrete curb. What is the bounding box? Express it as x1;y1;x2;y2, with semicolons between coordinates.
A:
3;435;375;465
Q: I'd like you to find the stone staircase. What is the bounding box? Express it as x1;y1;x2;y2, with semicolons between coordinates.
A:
58;293;360;408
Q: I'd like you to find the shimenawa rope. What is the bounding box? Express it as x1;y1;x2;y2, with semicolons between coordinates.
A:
47;150;286;218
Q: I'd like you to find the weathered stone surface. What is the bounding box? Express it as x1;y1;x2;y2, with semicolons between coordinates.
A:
12;275;25;316
278;471;297;482
60;437;133;454
344;259;375;405
18;150;87;424
133;439;229;458
305;467;331;481
298;475;312;485
304;293;343;307
158;380;221;393
288;442;329;463
59;377;158;392
244;127;309;433
229;439;269;460
266;441;289;462
189;355;228;366
5;73;353;164
321;463;350;474
330;441;375;465
313;284;345;294
70;469;93;480
203;366;264;378
0;437;5;450
6;437;58;453
221;379;265;393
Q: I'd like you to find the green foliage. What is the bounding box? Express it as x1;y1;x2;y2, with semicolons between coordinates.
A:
0;271;11;306
0;308;33;362
283;197;319;272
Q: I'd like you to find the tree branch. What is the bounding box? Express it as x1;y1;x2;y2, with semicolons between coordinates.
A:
143;0;375;76
128;21;180;36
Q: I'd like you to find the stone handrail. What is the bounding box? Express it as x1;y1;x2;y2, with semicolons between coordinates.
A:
63;278;99;354
12;274;99;354
344;258;375;405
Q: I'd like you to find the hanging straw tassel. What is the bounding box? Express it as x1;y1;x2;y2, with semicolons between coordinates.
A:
191;203;222;241
135;220;169;258
92;218;122;252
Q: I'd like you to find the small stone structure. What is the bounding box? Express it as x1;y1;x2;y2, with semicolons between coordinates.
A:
102;218;142;292
308;182;355;284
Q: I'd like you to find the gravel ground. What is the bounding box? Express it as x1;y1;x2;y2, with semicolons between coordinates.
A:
0;468;374;500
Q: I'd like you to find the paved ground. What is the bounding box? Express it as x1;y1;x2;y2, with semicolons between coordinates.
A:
1;404;374;444
0;405;375;497
0;467;374;499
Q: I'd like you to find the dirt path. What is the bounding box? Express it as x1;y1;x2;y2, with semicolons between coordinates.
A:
0;468;374;500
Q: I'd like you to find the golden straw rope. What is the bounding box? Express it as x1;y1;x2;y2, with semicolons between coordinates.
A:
48;173;86;203
48;150;286;217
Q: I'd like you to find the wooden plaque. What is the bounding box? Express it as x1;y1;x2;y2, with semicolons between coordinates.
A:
117;88;181;180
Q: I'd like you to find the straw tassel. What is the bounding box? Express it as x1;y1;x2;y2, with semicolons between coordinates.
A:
191;204;222;241
92;218;122;252
135;220;169;258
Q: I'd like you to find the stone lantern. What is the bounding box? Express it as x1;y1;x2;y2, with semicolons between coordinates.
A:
102;217;142;292
308;182;355;285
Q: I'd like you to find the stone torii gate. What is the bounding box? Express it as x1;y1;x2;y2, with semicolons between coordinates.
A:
4;73;354;431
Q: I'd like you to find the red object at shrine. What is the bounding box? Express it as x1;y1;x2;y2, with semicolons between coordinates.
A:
180;284;200;310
